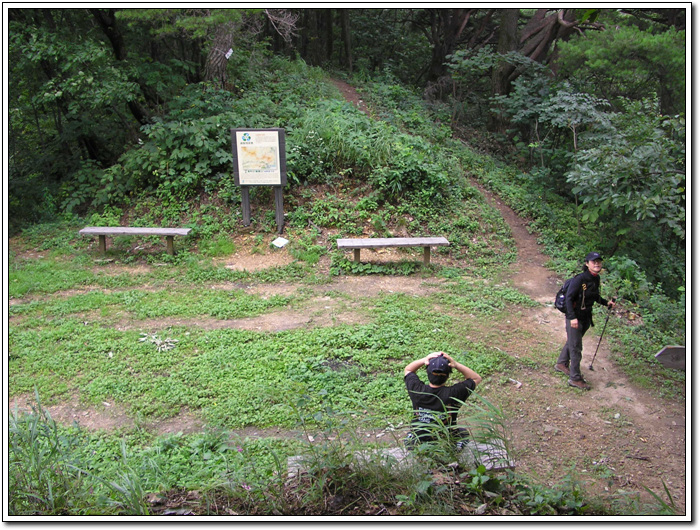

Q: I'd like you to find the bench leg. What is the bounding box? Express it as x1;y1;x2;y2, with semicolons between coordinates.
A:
166;236;175;255
98;235;107;254
423;246;431;265
353;249;361;263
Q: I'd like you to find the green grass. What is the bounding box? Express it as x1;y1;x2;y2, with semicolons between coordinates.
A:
8;165;684;517
8;219;682;516
10;273;521;426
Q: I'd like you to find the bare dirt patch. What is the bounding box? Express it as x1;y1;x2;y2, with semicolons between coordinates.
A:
10;393;135;433
96;262;153;276
107;273;444;334
216;249;294;272
331;78;369;116
113;304;371;334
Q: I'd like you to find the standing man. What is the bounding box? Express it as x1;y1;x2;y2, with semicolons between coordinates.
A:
404;351;482;447
555;251;616;390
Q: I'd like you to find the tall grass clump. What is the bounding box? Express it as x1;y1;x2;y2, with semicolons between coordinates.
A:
8;392;156;516
8;393;90;515
287;99;393;186
283;388;434;514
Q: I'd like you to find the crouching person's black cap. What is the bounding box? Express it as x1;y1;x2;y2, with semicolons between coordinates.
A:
427;354;452;385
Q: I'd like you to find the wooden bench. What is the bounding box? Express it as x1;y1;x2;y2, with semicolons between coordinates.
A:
655;345;685;371
336;237;449;265
79;227;191;255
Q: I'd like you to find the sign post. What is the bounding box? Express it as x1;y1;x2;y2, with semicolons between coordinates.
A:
230;128;287;233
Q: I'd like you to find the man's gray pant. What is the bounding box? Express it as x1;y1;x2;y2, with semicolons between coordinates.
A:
558;317;591;381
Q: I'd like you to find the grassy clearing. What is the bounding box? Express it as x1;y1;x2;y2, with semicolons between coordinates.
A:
9;257;527;426
8;169;683;517
7;67;683;516
8;225;680;516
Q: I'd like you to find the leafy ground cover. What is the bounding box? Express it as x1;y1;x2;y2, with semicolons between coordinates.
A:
7;77;685;519
7;198;685;517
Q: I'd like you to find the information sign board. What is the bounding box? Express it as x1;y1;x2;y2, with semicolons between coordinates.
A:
231;128;287;186
230;128;287;233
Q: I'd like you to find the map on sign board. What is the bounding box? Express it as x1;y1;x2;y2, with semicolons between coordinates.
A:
231;129;286;186
240;146;278;171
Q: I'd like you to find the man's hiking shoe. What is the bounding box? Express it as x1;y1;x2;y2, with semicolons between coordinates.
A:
554;363;570;376
568;378;591;391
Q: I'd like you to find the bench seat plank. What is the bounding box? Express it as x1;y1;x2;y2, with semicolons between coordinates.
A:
79;227;191;237
336;237;449;249
336;237;449;265
79;226;191;255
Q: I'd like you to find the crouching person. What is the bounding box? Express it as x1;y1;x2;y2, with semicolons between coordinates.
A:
403;351;482;449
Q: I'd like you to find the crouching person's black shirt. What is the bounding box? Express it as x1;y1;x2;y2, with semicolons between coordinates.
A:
404;372;476;441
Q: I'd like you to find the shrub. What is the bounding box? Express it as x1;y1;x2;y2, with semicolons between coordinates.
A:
369;134;458;204
286;100;392;185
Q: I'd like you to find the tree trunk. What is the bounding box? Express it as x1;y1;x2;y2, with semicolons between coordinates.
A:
299;10;310;59
324;9;333;64
90;8;150;124
424;9;474;83
517;8;578;67
490;9;520;132
89;8;127;60
340;9;352;71
204;24;233;87
492;9;519;97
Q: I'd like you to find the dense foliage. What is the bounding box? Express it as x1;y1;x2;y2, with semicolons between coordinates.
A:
8;8;686;295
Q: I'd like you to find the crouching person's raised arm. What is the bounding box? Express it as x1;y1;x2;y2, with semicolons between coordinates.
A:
441;352;482;386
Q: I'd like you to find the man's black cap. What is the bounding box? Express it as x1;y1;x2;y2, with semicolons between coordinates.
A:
427;354;452;385
428;355;452;375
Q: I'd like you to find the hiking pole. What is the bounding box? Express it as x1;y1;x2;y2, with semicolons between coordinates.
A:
589;298;615;371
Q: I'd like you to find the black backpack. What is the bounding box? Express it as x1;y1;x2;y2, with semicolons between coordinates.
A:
554;274;583;313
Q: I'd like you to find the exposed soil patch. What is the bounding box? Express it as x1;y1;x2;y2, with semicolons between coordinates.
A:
10;393;137;433
331;78;369;116
216;250;294;271
98;263;153;277
113;304;371;333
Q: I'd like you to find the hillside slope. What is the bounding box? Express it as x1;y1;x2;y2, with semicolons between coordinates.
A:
7;79;686;516
333;77;686;510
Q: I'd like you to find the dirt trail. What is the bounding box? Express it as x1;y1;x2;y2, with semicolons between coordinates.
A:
473;164;686;513
333;78;686;509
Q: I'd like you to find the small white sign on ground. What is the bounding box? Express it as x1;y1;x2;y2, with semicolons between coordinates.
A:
272;237;289;248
